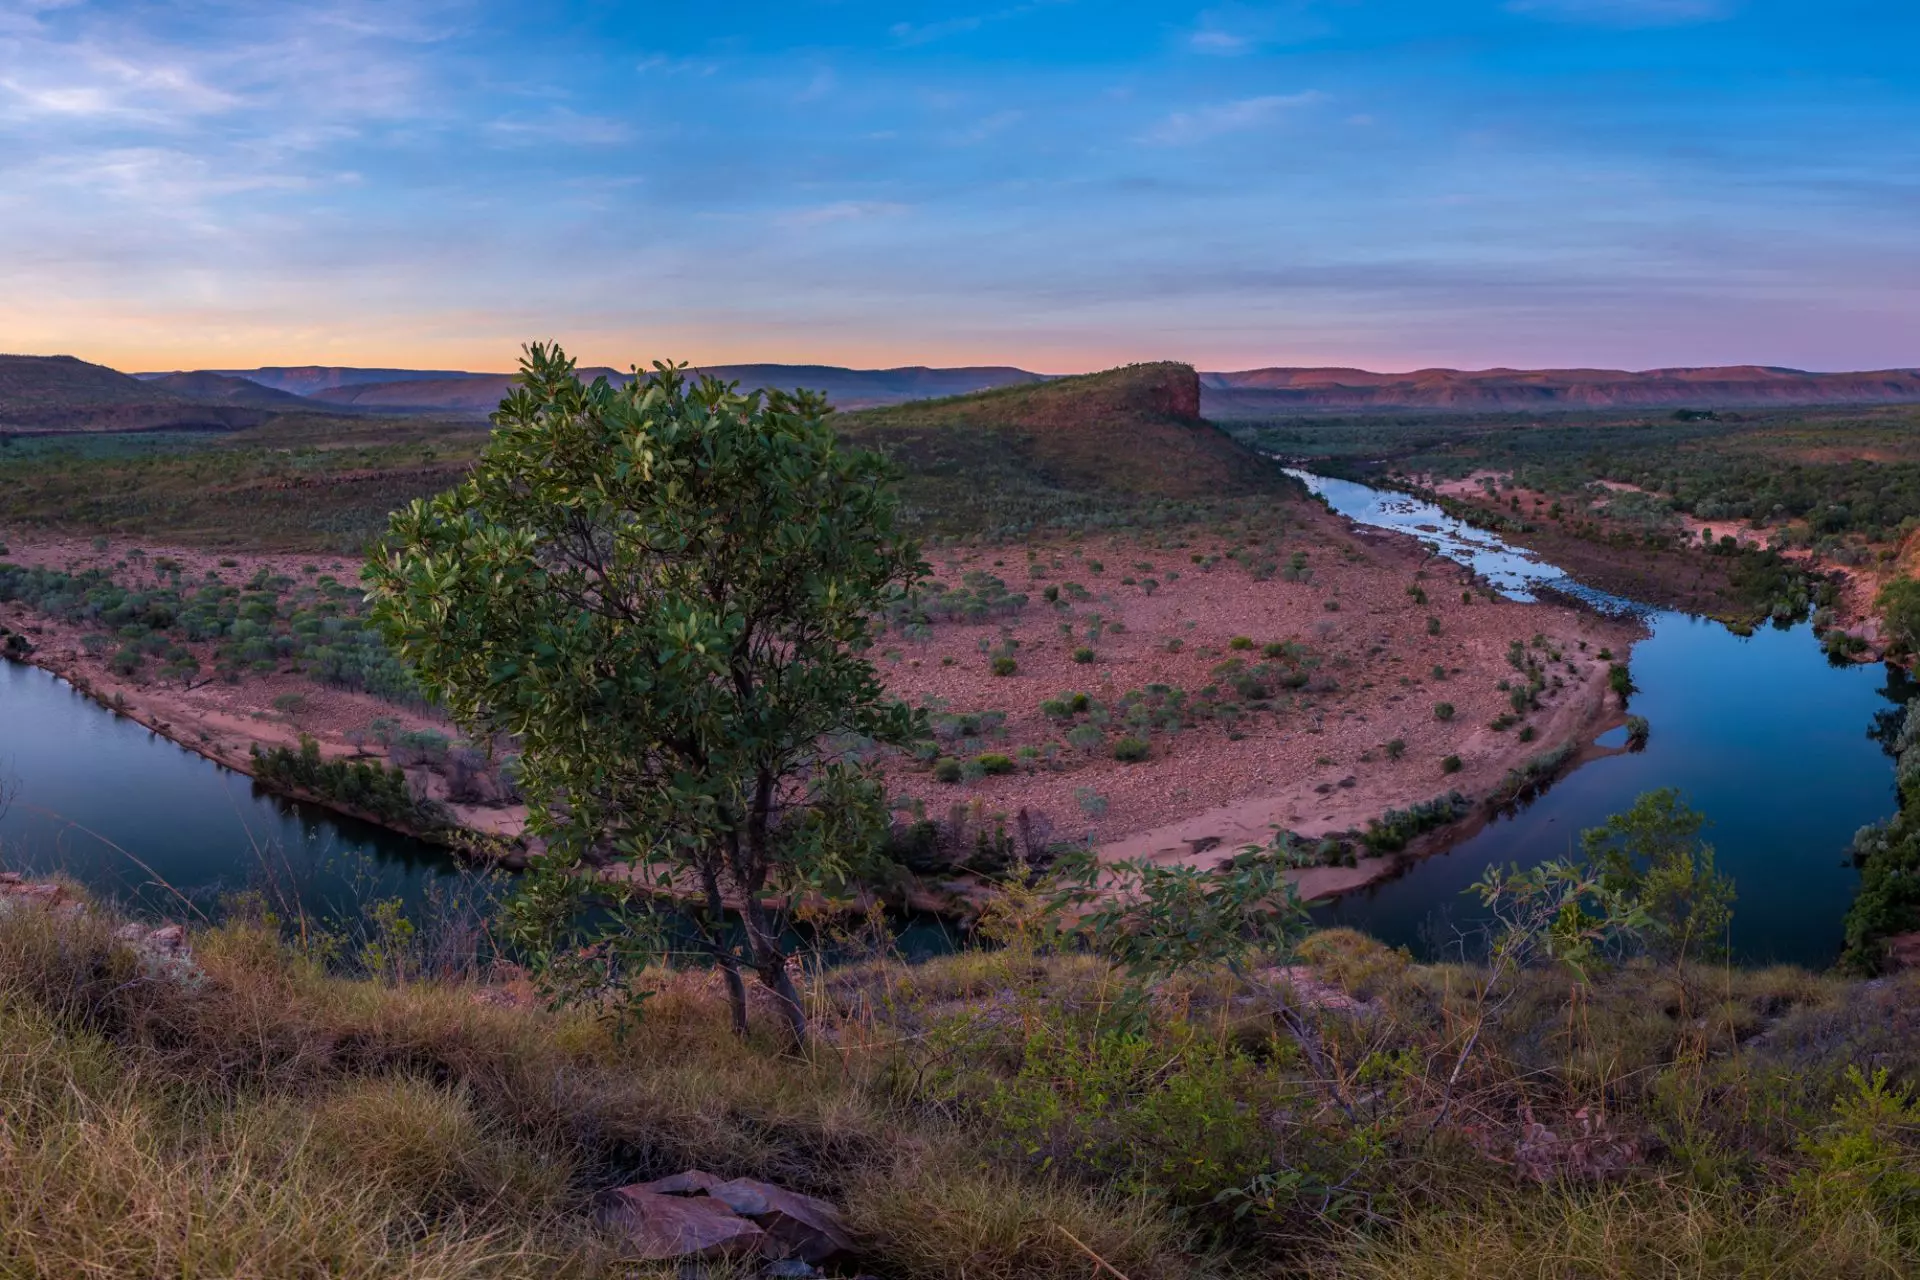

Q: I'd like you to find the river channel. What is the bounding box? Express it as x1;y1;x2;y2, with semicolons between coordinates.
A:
0;658;470;922
0;474;1905;965
1291;471;1905;967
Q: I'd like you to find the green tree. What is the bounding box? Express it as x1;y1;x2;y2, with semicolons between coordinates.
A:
366;344;926;1046
1878;577;1920;656
1579;788;1734;962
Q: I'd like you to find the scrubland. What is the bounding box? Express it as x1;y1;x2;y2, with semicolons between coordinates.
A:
1;880;1917;1279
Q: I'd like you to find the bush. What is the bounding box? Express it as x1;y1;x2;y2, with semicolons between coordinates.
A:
1384;738;1406;760
1433;702;1455;721
1067;724;1105;753
991;656;1018;677
1112;737;1151;763
1073;647;1095;664
1228;636;1253;650
1362;791;1472;852
1441;754;1462;774
932;757;964;784
975;753;1016;776
251;737;444;829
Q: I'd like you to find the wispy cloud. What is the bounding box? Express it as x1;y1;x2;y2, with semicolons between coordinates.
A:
776;200;910;228
890;2;1060;47
635;53;719;76
889;15;985;45
1187;3;1334;55
1139;91;1324;145
950;109;1022;145
1508;0;1732;26
486;107;632;146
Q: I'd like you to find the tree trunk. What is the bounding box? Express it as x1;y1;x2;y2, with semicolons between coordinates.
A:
699;862;749;1037
741;895;807;1050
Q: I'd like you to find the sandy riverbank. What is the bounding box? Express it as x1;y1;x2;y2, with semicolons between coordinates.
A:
4;500;1640;902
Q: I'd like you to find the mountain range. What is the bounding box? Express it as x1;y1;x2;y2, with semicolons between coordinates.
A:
177;361;1920;417
5;354;1919;434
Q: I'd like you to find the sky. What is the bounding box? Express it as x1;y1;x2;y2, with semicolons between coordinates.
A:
0;0;1915;374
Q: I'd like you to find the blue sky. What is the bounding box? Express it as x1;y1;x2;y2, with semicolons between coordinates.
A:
1;0;1914;372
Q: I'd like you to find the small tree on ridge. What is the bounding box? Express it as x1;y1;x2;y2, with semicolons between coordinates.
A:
366;343;926;1046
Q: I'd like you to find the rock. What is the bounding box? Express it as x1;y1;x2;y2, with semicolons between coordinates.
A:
600;1186;766;1261
144;924;188;956
635;1169;727;1196
1886;931;1920;969
707;1178;854;1263
612;1171;854;1264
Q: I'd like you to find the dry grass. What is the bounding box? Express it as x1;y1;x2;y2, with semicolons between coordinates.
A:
2;886;1918;1280
0;899;1220;1280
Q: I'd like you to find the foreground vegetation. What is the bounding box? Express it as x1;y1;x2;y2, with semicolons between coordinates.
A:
5;859;1920;1279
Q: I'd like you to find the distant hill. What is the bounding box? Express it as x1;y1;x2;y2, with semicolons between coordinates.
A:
182;366;493;396
141;371;318;409
838;362;1290;533
304;363;1049;415
0;355;268;432
1200;365;1920;416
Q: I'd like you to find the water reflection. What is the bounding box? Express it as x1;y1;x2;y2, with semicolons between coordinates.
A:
1294;471;1907;967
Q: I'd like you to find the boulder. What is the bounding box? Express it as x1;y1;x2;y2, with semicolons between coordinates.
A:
707;1177;854;1263
610;1170;854;1264
634;1169;727;1196
1885;931;1920;970
600;1186;765;1260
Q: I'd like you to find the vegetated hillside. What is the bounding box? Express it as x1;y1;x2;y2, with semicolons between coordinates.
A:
141;371;320;409
0;355;267;433
306;363;1048;415
0;414;488;551
1202;364;1920;417
193;366;494;396
839;361;1294;534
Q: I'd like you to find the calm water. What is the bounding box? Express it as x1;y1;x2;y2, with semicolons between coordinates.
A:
1;475;1902;963
1301;474;1904;967
0;659;465;921
0;659;964;958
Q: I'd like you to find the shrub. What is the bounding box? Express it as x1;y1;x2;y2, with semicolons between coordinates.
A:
1073;647;1095;664
1362;791;1472;852
991;656;1018;677
1229;636;1253;651
1112;737;1151;763
974;753;1016;776
1426;616;1441;636
1433;702;1455;721
1441;754;1462;774
1609;662;1637;703
933;757;964;784
1384;738;1406;760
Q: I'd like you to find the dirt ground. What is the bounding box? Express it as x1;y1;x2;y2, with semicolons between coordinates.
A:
3;500;1640;896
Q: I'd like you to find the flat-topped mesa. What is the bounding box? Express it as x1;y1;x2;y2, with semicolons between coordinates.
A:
1201;364;1920;415
839;360;1278;523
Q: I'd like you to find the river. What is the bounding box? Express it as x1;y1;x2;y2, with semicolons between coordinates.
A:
1;475;1903;964
1291;470;1905;967
0;658;473;923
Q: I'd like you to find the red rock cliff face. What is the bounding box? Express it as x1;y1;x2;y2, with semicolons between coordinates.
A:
1149;364;1202;420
